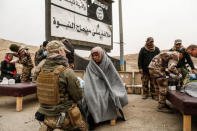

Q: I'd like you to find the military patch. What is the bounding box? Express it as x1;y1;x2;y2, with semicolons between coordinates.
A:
76;77;85;88
75;79;81;88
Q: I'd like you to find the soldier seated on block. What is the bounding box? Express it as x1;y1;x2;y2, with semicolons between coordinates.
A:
35;40;87;131
81;46;128;130
149;51;183;113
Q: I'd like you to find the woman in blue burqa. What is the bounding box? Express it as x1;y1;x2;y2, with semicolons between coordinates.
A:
81;46;128;129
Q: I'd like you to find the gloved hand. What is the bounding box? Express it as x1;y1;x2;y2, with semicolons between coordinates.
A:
169;73;177;79
43;51;47;57
169;73;182;80
178;73;182;79
10;59;18;63
139;69;143;74
191;69;197;74
77;77;84;88
189;74;197;80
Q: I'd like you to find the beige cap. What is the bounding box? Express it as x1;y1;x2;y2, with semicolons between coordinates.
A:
46;40;71;53
174;39;182;45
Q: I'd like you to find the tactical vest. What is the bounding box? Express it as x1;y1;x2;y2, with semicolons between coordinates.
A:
36;65;65;105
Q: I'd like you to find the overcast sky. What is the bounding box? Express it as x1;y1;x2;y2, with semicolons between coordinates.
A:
0;0;197;57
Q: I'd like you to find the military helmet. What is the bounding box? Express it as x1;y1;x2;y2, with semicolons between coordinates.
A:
9;44;20;52
46;40;71;53
174;39;182;45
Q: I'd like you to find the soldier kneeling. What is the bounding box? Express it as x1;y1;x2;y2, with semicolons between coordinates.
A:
35;40;87;131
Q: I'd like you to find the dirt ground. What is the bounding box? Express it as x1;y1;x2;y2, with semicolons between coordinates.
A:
0;94;197;131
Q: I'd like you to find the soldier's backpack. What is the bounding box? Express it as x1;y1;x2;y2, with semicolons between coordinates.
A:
36;65;65;105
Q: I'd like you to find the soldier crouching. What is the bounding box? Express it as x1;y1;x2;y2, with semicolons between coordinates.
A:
35;40;87;131
149;51;183;113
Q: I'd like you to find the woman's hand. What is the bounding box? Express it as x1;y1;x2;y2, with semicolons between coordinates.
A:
139;69;143;74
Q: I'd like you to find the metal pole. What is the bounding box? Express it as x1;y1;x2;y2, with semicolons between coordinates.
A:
119;0;124;71
45;0;51;41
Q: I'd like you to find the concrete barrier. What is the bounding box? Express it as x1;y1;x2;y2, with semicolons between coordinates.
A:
74;70;142;95
118;71;142;94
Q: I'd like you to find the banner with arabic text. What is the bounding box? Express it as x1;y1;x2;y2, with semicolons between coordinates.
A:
50;0;112;47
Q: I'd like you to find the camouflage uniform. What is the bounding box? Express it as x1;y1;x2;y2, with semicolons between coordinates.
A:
141;73;155;97
34;48;46;66
14;47;34;82
149;52;180;109
36;41;86;131
138;38;160;98
169;40;195;86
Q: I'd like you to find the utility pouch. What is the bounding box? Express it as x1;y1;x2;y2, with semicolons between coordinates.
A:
36;65;65;105
35;111;45;122
67;105;83;126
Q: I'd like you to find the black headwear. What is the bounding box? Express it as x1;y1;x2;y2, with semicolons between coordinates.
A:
62;40;74;53
43;41;49;47
62;40;75;63
9;44;20;52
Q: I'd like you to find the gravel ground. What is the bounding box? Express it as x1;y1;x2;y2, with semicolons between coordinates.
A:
0;94;197;131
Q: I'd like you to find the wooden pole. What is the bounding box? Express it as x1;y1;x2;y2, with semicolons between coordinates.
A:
183;115;191;131
16;97;23;111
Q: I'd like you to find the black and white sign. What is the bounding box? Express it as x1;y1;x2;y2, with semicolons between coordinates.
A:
50;0;112;47
87;0;112;25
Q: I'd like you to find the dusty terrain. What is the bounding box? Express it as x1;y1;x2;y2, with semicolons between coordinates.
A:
1;94;197;131
0;38;39;74
0;38;197;131
1;38;197;72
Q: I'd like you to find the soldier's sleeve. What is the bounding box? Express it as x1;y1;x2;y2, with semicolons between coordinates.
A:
35;49;45;66
168;59;179;75
138;48;143;69
60;69;83;103
157;47;161;54
185;51;195;69
34;59;46;79
19;50;30;65
12;52;18;57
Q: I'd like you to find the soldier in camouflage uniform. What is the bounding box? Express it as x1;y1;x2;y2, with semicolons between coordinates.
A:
9;44;34;82
35;40;86;131
138;37;160;99
34;41;48;66
149;51;183;113
187;44;197;58
169;39;195;86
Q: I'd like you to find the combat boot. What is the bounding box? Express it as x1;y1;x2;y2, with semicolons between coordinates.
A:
151;95;158;101
164;103;172;109
142;94;148;99
157;104;173;113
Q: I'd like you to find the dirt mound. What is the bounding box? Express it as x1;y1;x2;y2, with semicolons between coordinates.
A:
1;38;197;72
